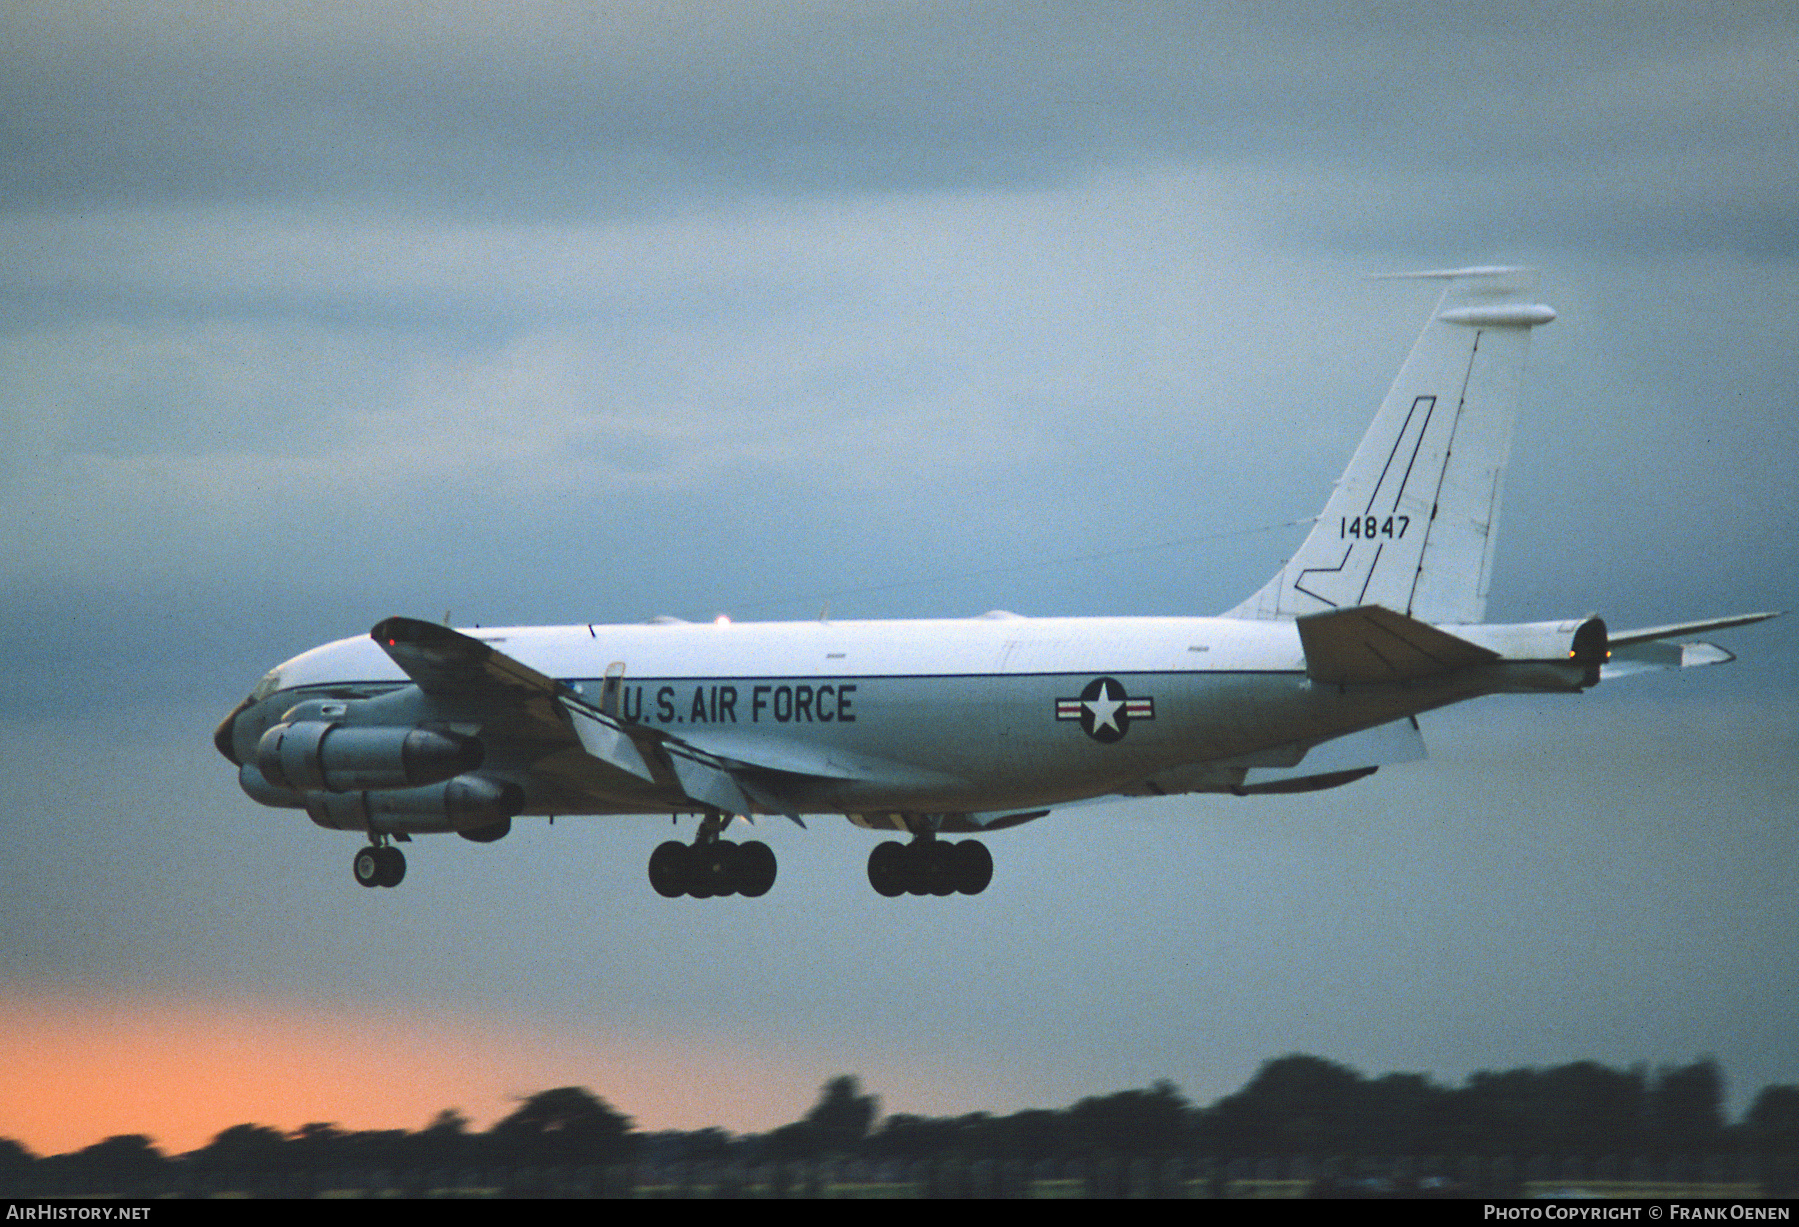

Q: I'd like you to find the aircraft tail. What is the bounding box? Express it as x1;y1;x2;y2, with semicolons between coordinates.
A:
1227;267;1557;624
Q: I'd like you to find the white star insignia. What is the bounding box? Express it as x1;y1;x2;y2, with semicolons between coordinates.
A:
1084;682;1124;733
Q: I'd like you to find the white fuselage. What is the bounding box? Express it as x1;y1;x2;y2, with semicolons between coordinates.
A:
240;613;1522;819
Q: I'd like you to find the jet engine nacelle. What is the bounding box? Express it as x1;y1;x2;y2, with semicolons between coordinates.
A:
256;721;483;793
303;773;526;835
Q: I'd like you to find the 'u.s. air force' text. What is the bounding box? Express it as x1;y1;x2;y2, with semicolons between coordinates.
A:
606;683;857;725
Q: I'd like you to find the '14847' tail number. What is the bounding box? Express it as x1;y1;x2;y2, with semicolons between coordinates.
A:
1341;515;1410;540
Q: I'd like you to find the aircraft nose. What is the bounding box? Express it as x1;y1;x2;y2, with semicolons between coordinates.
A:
214;696;251;765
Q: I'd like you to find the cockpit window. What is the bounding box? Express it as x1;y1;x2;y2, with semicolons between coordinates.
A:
250;669;281;702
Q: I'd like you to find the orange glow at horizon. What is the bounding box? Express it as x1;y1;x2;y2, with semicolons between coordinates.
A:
0;989;838;1157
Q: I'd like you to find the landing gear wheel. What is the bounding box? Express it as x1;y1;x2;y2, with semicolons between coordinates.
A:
375;845;406;888
868;841;907;897
354;845;405;888
868;839;991;897
703;842;742;898
353;846;383;888
651;830;778;901
923;842;957;896
736;841;777;897
900;841;938;896
683;841;734;899
903;842;930;896
952;840;992;895
648;841;692;898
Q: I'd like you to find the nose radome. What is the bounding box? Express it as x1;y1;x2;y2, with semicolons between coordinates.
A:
214;696;251;765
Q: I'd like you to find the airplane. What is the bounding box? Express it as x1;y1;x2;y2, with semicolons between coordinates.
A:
213;266;1777;899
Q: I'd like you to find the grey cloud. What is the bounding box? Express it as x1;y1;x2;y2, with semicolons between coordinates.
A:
0;3;1794;1144
6;2;1796;255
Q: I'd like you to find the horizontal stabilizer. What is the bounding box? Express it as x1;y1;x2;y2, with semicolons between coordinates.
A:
1608;611;1780;647
1298;605;1497;684
1599;611;1778;679
1602;640;1736;678
1370;265;1534;281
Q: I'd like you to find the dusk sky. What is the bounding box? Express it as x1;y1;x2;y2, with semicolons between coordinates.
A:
2;2;1795;1155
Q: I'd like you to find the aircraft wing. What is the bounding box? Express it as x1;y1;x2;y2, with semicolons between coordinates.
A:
371;614;577;739
370;616;825;815
1600;611;1781;679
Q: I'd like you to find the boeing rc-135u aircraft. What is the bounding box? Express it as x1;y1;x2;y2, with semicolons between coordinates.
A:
215;267;1775;898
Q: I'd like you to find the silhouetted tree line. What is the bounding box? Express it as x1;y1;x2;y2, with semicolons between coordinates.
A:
6;1057;1799;1195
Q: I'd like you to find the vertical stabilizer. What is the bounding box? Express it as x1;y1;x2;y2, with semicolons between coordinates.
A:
1226;267;1556;624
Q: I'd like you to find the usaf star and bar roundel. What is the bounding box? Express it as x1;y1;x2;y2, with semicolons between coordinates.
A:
1055;677;1155;743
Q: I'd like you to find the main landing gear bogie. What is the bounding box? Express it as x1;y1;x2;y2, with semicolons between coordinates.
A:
353;844;406;889
648;839;778;899
867;838;992;897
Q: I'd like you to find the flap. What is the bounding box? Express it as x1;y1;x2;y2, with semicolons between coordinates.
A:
563;703;656;782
